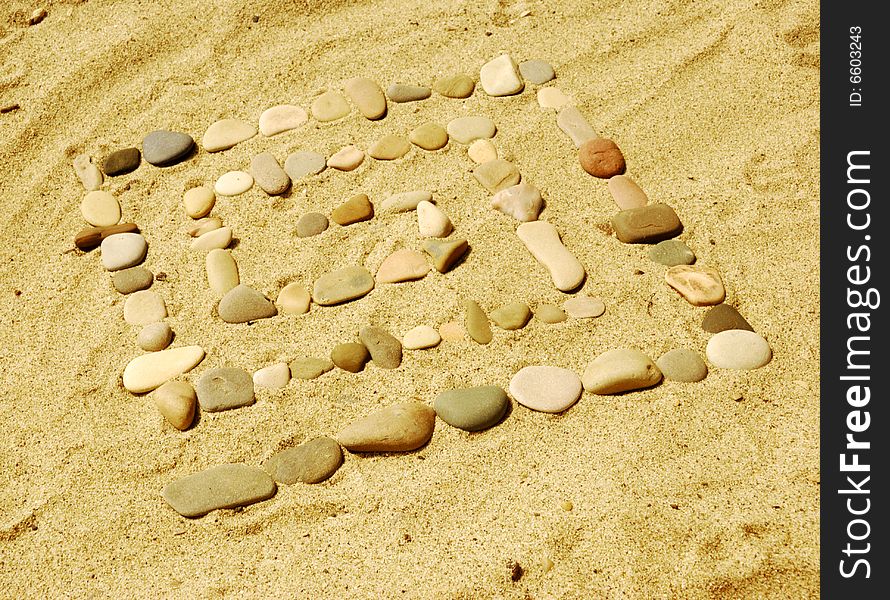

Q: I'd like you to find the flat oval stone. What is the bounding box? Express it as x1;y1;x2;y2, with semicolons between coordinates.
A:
123;290;167;325
202;118;256;152
701;304;753;333
447;116;496;144
468;139;498;164
557;106;598;147
387;83;431;102
262;437;343;484
563;296;605;319
137;322;173;352
206;249;239;295
344;77;387;120
376;249;430;283
409;123;448;151
289;357;334;380
253;363;291;389
656;348;708;382
112;266;153;294
76;223;139;251
536;303;567;323
142;130;195;166
706;330;772;370
81;191;120;227
649;240;695;266
579;138;626;178
218;284;277;323
368;135;410;160
250;152;290;195
380;191;432;213
196;367;255;412
296;212;328;237
122;345;205;393
612;204;683;244
332;194;374;225
518;60;555;84
537;87;571;111
433;73;475;98
190;226;232;252
402;325;441;350
510;366;582;413
310;91;350;122
491;183;542;222
101;232;147;271
214;171;254;196
417;201;452;237
162;464;276;518
186;217;221;237
337;402;435;452
581;348;662;394
422;238;469;273
473;159;521;193
480;54;524;96
665;265;725;306
327;145;365;171
516;221;585;292
102;148;140;176
434;386;509;431
490;302;531;330
607;175;648;210
464;300;492;344
276;283;310;315
154;380;196;430
73;154;103;191
312;266;374;305
258;105;308;136
359;326;402;369
183;186;215;219
284;151;326;180
331;342;370;373
439;321;465;341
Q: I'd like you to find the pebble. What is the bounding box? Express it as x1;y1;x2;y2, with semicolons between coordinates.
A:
202;118;256;152
607;175;648;210
473;159;521;193
479;54;524;96
250;152;290;195
359;326;402;369
344;77;387;120
258;105;308;136
253;363;291;389
581;348;663;394
368;135;411;160
289;357;334;380
102;148;140;176
701;304;753;333
423;238;469;273
206;249;239;295
579;138;626;178
122;345;205;393
137;322;173;352
537;87;571;111
518;60;555;84
509;366;582;413
387;83;431;102
380;191;432;213
29;7;47;25
464;300;492;344
142;130;195;166
76;223;139;251
214;171;254;196
439;321;465;341
536;304;567;323
183;186;215;219
490;302;531;330
331;342;371;373
337;402;435;452
417;201;453;237
161;464;276;518
409;123;448;151
490;183;542;222
190;226;232;252
262;437;343;484
468;139;497;164
196;367;254;412
557;106;598;147
665;265;725;306
296;212;329;237
649;240;696;266
284;151;326;180
153;380;196;430
123;290;167;325
276;283;311;315
706;330;772;369
402;325;441;350
312;266;375;305
73;154;103;191
310;91;350;122
563;296;605;319
433;73;475;98
612;204;683;243
332;193;374;225
101;232;147;271
656;349;708;382
376;249;430;283
516;221;585;292
112;266;153;294
434;386;509;431
327;145;365;171
217;285;277;324
80;190;121;227
447;116;497;144
186;217;222;237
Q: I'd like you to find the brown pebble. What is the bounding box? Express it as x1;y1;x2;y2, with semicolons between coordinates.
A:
358;326;402;369
102;148;141;176
331;342;371;373
75;223;139;251
611;203;683;244
331;194;374;226
579;138;625;178
464;300;492;344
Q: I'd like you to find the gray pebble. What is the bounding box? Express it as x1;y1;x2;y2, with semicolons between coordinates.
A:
296;212;329;237
142;130;195;166
161;464;276;518
137;322;173;351
386;83;432;103
250;152;291;195
112;267;153;294
196;367;255;412
656;348;708;382
262;437;343;484
518;60;555;84
648;240;696;266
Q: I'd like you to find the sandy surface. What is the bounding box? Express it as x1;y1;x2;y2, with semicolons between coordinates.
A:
0;0;819;597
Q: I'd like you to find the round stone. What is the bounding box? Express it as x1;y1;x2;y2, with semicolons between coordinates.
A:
276;283;311;315
417;201;452;237
137;322;173;352
535;304;567;323
206;249;239;295
289;357;334;380
258;105;308;136
464;300;492;345
80;190;120;227
123;290;166;325
344;77;387;120
112;267;153;294
706;330;772;370
579;138;626;178
368;135;411;160
473;159;521;193
250;152;291;196
433;73;475;98
376;249;430;283
327;145;365;171
479;54;524;96
563;297;605;319
468;139;498;164
447;116;496;145
607;175;648;210
490;183;543;222
510;366;582;413
537;87;571;111
331;342;370;373
337;402;435;452
202;118;256;152
490;302;531;330
310;91;350;122
183;186;215;219
142;130;195;166
253;363;291;389
312;266;374;305
153;380;196;430
665;265;725;306
262;437;343;484
434;386;509;431
649;240;696;266
409;123;448;151
387;83;432;103
214;171;254;196
518;60;555;84
284;151;326;180
702;304;754;333
101;232;147;271
196;367;255;412
296;212;329;237
102;148;140;176
122;345;205;394
218;285;277;323
656;349;708;383
161;464;276;518
331;194;374;225
190;226;232;252
359;326;402;369
581;348;663;395
402;325;441;350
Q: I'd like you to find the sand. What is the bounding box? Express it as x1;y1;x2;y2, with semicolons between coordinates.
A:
0;0;819;597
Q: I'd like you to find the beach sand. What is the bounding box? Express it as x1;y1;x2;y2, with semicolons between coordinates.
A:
0;0;819;597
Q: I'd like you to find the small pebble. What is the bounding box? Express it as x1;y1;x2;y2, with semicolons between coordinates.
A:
122;345;205;393
473;159;520;193
217;284;277;323
447;116;496;145
73;154;103;191
100;232;147;271
310;91;350;122
123;290;167;325
557;106;598;147
561;501;574;512
161;464;276;518
516;221;585;292
262;437;343;484
479;54;524;96
186;217;222;237
579;138;626;178
202;118;256;152
359;326;402;369
284;151;326;180
611;204;683;243
491;183;542;222
258;105;308;136
337;402;435;452
28;7;47;26
214;171;254;196
183;186;215;219
332;194;374;225
417;201;452;237
327;145;365;171
153;380;196;430
434;386;509;431
665;265;725;306
439;321;465;341
386;83;431;103
142;130;195;166
380;191;432;213
331;342;371;373
206;249;239;295
490;302;531;330
102;148;140;176
76;223;138;251
706;330;772;369
112;266;153;294
433;73;475;98
468;139;497;164
344;77;387;120
289;357;334;380
137;322;173;351
464;300;492;344
276;283;311;315
376;249;430;283
535;304;567;323
409;123;448;151
190;226;232;252
607;175;648;210
402;325;441;350
253;363;291;389
368;135;411;160
422;238;469;273
649;240;696;266
701;304;753;333
518;60;555;84
537;87;571;111
250;152;290;195
196;367;255;412
656;349;708;382
581;348;662;394
509;366;582;412
563;296;605;319
80;190;121;227
312;266;375;305
296;212;329;237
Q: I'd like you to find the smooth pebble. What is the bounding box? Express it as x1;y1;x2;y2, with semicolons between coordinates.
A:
258;105;307;136
656;349;708;382
581;348;662;394
76;223;138;251
358;326;402;369
253;363;291;389
296;212;329;237
537;87;571;111
518;60;555;84
142;130;195;166
183;186;215;219
206;249;239;295
276;283;311;315
433;74;475;98
186;217;222;237
409;123;448;151
289;357;334;380
706;330;772;370
122;345;205;393
473;159;520;193
73;154;103;191
112;266;153;294
422;238;469;273
101;232;147;271
161;464;276;518
434;386;509;431
417;201;452;237
376;249;430;283
516;221;585;292
310;91;350;122
402;325;440;350
327;145;365;171
331;194;374;225
479;54;524;96
387;83;431;103
331;342;371;373
368;135;410;160
665;265;725;306
80;190;120;227
649;240;696;266
250;152;290;196
563;296;605;319
380;191;432;213
196;367;254;412
190;226;232;252
202;119;256;152
557;106;598;147
262;437;343;484
123;290;167;325
337;402;435;452
218;285;277;323
447;116;496;145
491;183;542;222
490;302;531;330
102;148;140;176
579;138;626;178
468;139;497;164
137;322;173;352
536;304;567;323
701;304;753;333
344;77;387;120
214;171;253;196
312;266;374;305
464;300;492;344
284;151;326;180
153;380;196;430
510;366;582;412
612;204;683;244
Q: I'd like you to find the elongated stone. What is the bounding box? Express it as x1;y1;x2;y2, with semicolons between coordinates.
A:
102;148;140;176
186;217;221;237
387;83;431;102
376;249;429;283
434;386;509;431
312;266;374;305
337;402;435;452
76;223;138;251
112;266;153;294
607;175;647;210
518;60;555;84
464;300;492;344
289;358;333;380
122;345;205;393
368;135;410;160
214;171;253;196
581;348;662;394
190;226;232;252
250;152;290;195
402;325;440;350
359;326;402;369
706;330;772;370
162;464;276;518
73;154;103;191
433;73;475;98
649;240;695;266
262;437;343;484
612;204;683;243
564;296;605;319
206;249;239;295
344;77;387;120
516;221;584;292
473;159;520;193
202;119;256;152
380;191;432;213
535;304;567;323
557;106;597;147
258;105;308;136
423;238;469;273
327;145;365;171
